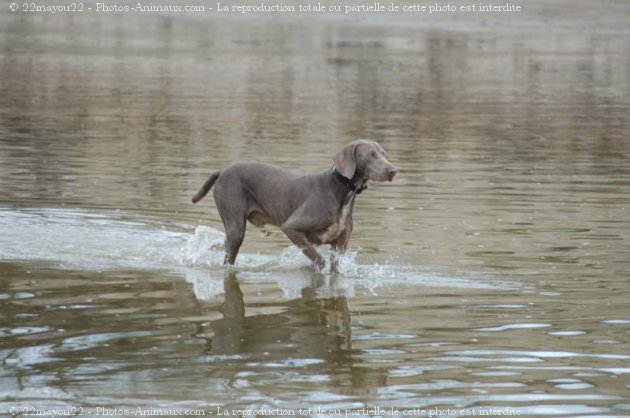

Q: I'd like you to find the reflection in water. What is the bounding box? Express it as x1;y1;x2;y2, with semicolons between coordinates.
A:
1;261;629;412
1;6;630;415
0;265;394;410
206;272;354;371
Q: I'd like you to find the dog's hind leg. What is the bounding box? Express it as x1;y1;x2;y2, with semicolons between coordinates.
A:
214;188;247;266
223;217;246;265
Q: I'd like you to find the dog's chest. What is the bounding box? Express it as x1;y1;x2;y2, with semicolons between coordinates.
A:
318;198;353;243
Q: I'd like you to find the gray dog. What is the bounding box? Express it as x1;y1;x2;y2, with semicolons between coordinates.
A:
192;139;398;272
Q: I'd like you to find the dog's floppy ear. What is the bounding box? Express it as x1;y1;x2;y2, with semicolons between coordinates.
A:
333;141;359;180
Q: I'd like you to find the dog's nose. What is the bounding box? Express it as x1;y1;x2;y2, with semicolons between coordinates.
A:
387;166;398;180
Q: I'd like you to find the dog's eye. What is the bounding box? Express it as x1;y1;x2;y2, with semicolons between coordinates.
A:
371;151;377;158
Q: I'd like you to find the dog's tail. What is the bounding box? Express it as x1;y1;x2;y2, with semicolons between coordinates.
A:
192;170;221;204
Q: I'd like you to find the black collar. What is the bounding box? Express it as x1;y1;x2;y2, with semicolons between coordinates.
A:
332;166;367;194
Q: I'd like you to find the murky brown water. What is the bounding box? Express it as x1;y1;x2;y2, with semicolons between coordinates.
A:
1;4;630;417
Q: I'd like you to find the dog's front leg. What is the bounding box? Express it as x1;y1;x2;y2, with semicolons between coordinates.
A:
330;213;353;274
281;208;327;271
282;227;325;271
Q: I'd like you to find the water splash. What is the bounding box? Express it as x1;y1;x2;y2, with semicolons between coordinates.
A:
0;208;189;271
0;208;514;298
177;225;225;267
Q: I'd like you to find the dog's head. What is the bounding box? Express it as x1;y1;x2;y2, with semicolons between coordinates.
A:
333;139;398;182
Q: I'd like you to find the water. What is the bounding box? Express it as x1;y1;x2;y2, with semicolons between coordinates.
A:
1;4;630;416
